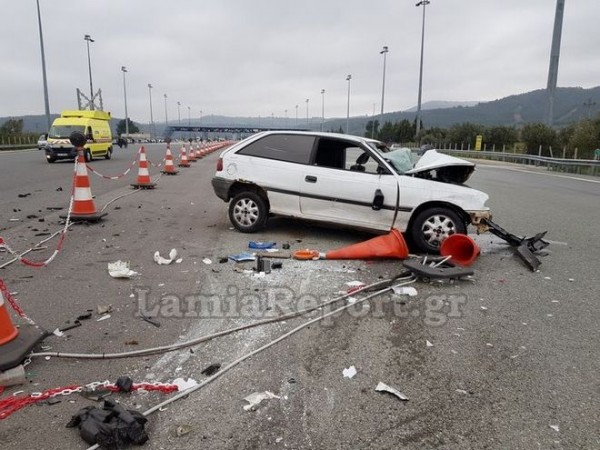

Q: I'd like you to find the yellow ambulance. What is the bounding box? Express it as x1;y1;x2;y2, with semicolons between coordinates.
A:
45;110;113;163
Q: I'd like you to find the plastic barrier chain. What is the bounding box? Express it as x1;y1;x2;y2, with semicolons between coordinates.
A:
85;147;141;179
0;381;178;420
0;278;35;325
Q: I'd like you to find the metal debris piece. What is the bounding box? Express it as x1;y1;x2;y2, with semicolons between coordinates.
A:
375;382;409;401
243;391;281;411
200;364;221;376
403;258;474;280
140;314;161;328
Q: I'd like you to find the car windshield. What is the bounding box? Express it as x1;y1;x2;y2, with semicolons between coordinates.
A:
48;125;85;139
368;142;414;174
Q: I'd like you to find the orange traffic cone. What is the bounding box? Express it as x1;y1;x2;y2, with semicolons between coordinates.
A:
61;147;107;222
325;228;409;260
187;143;197;162
178;146;190;167
0;283;48;371
195;144;203;159
160;145;179;175
131;147;156;189
440;234;480;266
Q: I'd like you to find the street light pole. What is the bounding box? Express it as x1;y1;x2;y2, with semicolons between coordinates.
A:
147;83;154;138
305;99;309;127
295;104;299;127
36;0;51;130
346;74;352;134
164;94;168;125
284;109;288;128
321;89;325;132
187;106;191;140
84;34;95;110
415;0;430;139
380;46;389;129
177;101;181;140
121;66;129;137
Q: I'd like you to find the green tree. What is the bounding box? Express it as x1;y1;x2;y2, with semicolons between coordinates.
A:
567;119;600;159
116;118;140;136
447;122;484;148
0;118;24;135
396;119;414;142
520;123;557;156
364;120;379;138
484;126;518;149
420;127;448;146
378;121;396;143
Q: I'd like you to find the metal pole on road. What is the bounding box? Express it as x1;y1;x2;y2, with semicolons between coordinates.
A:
415;0;430;139
305;99;309;128
380;46;388;129
346;74;352;134
36;0;51;130
164;94;168;125
148;83;154;138
321;89;325;132
121;66;129;137
84;34;95;110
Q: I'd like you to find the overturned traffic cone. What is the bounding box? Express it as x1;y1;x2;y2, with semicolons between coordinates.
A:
0;283;48;372
440;233;480;266
187;143;197;162
160;145;179;175
61;132;107;222
131;147;156;189
178;146;190;167
293;228;409;260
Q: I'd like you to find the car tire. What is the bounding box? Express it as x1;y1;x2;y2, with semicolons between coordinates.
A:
105;147;112;160
84;149;93;162
47;156;56;164
408;207;467;254
229;191;268;233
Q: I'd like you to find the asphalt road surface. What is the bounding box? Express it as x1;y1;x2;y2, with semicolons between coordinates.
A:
0;145;598;449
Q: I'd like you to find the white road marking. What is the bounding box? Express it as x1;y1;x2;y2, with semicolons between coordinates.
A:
478;164;600;184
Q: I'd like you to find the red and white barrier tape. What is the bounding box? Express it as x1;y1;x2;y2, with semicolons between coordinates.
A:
85;147;141;180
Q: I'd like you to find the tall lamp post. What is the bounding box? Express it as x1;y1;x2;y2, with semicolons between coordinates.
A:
84;34;95;110
187;106;191;140
284;109;288;128
415;0;430;139
295;104;299;128
177;101;181;140
379;46;389;129
147;83;154;138
305;99;309;127
121;66;129;137
164;94;168;125
320;89;325;132
36;0;51;130
346;74;352;134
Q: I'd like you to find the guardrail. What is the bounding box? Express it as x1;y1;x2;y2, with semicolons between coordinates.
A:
0;144;37;151
435;149;600;177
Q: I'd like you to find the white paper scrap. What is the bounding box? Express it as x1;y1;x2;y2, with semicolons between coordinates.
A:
342;366;357;379
243;391;280;411
108;261;138;278
154;248;178;265
172;377;198;392
375;382;409;401
392;285;418;297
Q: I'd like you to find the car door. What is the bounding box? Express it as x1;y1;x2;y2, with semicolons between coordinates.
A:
300;138;399;231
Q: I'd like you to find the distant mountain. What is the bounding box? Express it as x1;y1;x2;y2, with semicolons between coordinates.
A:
3;86;599;136
404;100;479;112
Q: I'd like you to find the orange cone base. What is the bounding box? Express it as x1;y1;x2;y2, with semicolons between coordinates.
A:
161;169;179;175
0;324;48;371
325;228;409;260
130;182;156;189
60;212;107;222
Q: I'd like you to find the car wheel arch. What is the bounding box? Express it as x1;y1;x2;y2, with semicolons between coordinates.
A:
228;182;270;209
406;201;469;231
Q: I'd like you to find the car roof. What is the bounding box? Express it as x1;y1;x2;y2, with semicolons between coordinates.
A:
251;130;382;146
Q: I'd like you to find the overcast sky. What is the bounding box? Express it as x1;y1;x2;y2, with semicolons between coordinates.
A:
2;0;599;124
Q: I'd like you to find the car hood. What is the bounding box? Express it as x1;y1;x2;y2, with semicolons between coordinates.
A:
405;150;475;184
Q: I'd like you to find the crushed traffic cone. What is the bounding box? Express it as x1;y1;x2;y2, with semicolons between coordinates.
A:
325;228;409;260
160;145;179;175
178;146;190;167
61;136;107;222
0;284;48;371
131;147;156;189
187;143;197;162
440;234;480;266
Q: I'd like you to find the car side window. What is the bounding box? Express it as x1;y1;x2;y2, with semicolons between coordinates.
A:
313;138;382;174
344;147;381;174
237;134;314;164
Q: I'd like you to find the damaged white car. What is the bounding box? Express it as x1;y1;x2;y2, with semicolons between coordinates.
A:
212;131;490;253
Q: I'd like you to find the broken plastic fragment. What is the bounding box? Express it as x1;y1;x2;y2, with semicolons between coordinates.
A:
202;258;212;265
229;252;256;262
243;391;280;411
97;314;111;322
248;241;276;249
342;366;357;379
172;377;198;392
52;328;65;337
375;382;409;401
154;248;178;265
108;261;138;278
426;340;433;347
392;285;418;296
550;425;559;432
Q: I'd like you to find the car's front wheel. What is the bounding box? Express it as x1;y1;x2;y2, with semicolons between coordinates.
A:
105;147;112;160
408;207;467;254
85;149;93;162
229;191;268;233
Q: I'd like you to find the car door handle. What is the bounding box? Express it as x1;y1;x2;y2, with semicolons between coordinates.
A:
305;175;317;183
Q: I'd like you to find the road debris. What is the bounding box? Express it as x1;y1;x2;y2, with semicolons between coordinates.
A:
202;258;212;265
176;425;192;437
97;314;111;322
426;340;434;347
154;248;178;265
201;363;222;376
243;391;281;411
229;252;256;262
375;382;409;401
392;285;418;296
248;241;277;249
107;260;138;279
140;314;161;328
342;366;357;379
97;304;113;315
172;377;198;391
66;399;149;448
550;425;560;432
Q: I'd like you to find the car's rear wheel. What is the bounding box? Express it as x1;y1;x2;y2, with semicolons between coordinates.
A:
85;149;93;162
229;191;268;233
409;207;467;254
